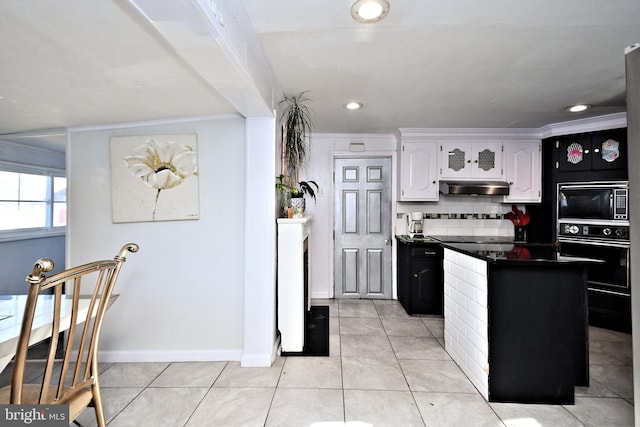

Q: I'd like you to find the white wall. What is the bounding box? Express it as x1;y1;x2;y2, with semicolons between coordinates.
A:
242;117;278;366
67;116;252;362
303;133;398;299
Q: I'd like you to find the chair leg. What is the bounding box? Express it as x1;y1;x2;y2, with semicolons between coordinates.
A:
92;387;107;427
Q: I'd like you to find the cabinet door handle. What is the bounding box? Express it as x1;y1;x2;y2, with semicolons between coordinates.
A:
413;273;418;278
424;251;437;255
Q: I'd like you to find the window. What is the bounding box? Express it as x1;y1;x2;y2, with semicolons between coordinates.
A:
0;170;67;233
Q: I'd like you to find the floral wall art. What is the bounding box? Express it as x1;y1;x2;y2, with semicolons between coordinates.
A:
109;134;199;223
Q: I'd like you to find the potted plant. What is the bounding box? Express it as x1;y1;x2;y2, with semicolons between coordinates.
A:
280;91;313;183
276;174;318;218
277;91;317;217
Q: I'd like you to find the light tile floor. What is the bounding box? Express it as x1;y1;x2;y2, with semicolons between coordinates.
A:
2;299;634;426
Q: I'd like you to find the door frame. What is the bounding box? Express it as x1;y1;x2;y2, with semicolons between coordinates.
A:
329;152;398;299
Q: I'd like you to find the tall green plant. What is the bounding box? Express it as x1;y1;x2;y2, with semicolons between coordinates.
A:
280;92;313;183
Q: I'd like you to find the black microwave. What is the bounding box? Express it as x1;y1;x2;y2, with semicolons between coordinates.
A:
558;181;629;221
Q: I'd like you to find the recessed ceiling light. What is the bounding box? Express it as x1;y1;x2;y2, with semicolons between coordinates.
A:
566;104;591;113
345;102;363;110
351;0;390;23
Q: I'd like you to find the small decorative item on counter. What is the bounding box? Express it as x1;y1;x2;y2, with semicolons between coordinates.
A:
505;204;531;226
276;174;319;218
507;246;531;260
505;204;530;242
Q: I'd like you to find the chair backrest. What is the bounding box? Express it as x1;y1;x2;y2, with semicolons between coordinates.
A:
10;243;139;404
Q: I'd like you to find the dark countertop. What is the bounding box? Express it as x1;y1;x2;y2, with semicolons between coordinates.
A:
396;235;603;264
441;242;607;265
395;235;440;244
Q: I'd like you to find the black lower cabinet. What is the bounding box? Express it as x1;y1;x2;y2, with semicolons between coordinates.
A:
488;263;589;404
589;290;631;333
397;241;443;315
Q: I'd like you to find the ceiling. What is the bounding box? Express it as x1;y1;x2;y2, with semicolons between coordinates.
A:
1;0;639;153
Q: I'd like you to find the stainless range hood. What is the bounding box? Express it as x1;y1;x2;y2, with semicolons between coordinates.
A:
439;181;510;196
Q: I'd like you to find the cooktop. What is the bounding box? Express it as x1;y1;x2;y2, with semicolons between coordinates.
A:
430;235;516;244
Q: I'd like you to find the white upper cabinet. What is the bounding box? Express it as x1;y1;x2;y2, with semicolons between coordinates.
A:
439;141;504;180
503;140;542;203
399;141;439;201
396;129;542;203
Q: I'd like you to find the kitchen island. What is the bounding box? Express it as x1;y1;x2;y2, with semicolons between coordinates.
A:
442;242;598;404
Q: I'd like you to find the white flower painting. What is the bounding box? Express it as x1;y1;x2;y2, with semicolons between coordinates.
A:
110;134;200;223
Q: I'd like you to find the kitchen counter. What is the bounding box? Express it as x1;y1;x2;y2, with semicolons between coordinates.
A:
440;242;604;265
396;235;602;265
443;245;590;404
395;234;597;404
395;235;440;244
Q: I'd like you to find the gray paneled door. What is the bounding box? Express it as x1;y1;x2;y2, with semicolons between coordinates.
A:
334;157;392;299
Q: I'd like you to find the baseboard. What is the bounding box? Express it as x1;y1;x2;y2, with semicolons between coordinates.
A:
97;349;243;363
311;291;331;299
97;337;282;368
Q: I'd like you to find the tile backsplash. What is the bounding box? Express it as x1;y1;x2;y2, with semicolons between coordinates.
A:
396;196;520;237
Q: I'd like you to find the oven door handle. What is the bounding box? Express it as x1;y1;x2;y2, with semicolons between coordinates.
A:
609;193;614;217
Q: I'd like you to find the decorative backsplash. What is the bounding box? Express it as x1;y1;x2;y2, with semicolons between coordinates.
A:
397;212;505;220
396;197;520;237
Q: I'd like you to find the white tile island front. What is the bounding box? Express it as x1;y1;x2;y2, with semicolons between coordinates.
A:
443;248;490;400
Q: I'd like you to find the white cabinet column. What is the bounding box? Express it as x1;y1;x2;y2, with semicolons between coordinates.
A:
277;217;311;352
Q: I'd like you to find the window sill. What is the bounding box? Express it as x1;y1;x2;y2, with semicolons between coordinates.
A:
0;228;66;243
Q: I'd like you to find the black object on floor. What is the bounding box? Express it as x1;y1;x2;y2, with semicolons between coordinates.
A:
282;306;329;357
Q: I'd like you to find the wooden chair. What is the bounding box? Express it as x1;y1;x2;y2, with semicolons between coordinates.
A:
0;243;139;427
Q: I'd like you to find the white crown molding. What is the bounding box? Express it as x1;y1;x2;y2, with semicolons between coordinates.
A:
539;113;627;139
0;139;66;165
313;132;396;143
396;127;541;141
67;114;243;133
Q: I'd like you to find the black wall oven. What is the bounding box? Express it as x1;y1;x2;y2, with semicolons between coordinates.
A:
556;181;631;331
558;181;628;221
558;242;629;296
557;181;630;246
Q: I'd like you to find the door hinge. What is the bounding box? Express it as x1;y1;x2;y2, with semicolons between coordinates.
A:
555;140;559;149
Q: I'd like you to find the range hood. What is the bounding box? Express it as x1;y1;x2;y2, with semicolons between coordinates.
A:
439;181;510;196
